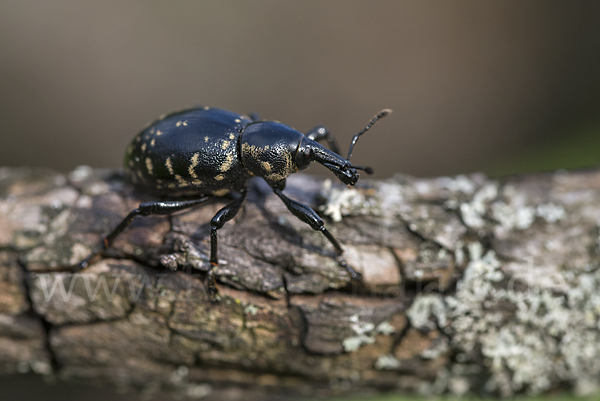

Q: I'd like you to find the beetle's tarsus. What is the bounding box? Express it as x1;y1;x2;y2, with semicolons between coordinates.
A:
337;256;363;281
75;244;104;271
207;269;221;302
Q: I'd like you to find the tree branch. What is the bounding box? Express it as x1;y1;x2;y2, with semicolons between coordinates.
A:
1;166;599;398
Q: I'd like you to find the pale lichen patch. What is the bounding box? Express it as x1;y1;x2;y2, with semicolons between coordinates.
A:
491;201;535;235
459;183;498;230
444;175;477;195
536;203;566;223
407;294;447;331
320;180;377;222
375;354;401;370
342;314;395;353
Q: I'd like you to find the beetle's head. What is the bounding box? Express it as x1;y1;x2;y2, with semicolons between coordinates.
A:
295;137;365;185
294;109;391;186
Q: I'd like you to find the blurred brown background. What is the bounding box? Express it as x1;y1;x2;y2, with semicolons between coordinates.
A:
2;1;600;179
2;1;600;400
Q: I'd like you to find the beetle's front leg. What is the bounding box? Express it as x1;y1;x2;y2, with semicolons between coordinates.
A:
305;125;341;155
273;188;362;281
208;189;247;300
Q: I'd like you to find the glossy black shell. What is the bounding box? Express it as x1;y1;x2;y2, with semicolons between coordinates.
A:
124;107;254;197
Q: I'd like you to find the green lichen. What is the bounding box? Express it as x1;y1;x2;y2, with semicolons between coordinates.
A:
412;237;600;396
320;180;376;222
459;183;498;230
342;314;394;353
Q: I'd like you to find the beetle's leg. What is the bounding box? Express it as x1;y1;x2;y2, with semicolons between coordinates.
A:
208;189;247;299
306;125;341;155
76;197;211;270
273;188;362;281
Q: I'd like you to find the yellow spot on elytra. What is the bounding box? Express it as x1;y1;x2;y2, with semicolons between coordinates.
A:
166;157;174;175
150;139;156;147
229;133;235;140
156;130;163;136
213;188;229;197
141;143;147;153
176;120;188;127
204;136;209;142
189;152;200;178
234;118;241;123
220;154;234;172
215;174;225;181
221;140;230;150
145;158;153;175
261;161;272;172
191;179;203;185
174;174;189;187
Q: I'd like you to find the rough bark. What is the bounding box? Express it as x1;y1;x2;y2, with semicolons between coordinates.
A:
1;165;600;399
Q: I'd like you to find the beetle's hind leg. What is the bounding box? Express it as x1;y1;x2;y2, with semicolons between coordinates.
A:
273;188;362;281
306;125;341;155
208;189;247;300
76;196;211;270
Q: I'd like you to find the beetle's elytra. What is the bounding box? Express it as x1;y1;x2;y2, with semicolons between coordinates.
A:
77;106;391;300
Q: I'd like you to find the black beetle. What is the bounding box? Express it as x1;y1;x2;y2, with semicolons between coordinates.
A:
78;106;391;299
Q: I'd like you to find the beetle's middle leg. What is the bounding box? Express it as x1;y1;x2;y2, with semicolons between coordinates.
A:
208;189;247;299
273;188;362;281
77;196;211;270
306;125;341;155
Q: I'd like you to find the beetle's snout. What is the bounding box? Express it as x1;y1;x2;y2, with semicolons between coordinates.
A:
321;161;360;186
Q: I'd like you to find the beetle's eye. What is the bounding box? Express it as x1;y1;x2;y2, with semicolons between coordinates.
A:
295;144;313;170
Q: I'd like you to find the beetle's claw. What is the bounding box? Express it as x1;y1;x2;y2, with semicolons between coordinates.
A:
75;255;93;271
349;270;363;281
207;271;221;302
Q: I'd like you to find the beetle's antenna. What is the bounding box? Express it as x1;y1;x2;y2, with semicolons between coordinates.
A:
347;109;392;161
350;165;374;174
